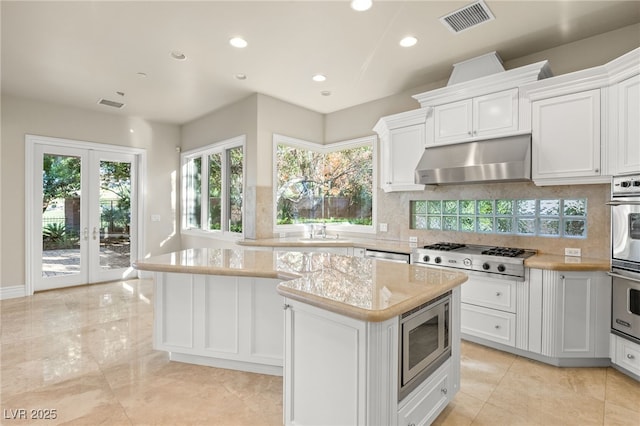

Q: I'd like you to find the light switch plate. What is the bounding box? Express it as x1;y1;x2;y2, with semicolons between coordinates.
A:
409;236;418;243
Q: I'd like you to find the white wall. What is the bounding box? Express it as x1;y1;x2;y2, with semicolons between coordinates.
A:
0;95;181;292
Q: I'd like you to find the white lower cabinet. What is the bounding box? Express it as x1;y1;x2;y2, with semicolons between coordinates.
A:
283;288;461;426
535;269;610;360
461;304;516;347
610;333;640;378
154;272;284;375
397;361;451;426
461;276;518;347
462;270;611;367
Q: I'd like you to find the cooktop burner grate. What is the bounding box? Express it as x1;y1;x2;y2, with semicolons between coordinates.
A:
481;247;526;257
423;242;466;251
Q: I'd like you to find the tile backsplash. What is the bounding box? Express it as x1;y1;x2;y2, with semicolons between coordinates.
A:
378;182;610;259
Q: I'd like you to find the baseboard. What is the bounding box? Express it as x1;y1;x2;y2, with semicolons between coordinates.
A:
0;285;27;300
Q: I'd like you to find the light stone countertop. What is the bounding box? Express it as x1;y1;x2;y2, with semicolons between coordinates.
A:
523;254;610;271
133;248;468;322
238;238;611;272
237;236;416;254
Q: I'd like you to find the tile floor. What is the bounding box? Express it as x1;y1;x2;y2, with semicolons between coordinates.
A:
1;279;639;425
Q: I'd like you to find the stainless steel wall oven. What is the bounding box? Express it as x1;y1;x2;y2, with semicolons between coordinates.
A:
608;174;640;344
398;291;451;401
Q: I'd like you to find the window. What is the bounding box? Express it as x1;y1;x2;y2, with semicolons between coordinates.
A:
274;134;375;233
182;136;244;236
411;198;587;238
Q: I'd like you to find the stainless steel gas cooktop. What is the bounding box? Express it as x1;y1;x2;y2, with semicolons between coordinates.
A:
411;242;536;280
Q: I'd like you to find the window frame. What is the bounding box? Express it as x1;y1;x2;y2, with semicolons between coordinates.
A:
181;135;246;240
272;133;377;235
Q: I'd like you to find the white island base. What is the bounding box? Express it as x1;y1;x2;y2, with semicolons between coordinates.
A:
283;288;461;426
153;272;284;376
138;249;467;426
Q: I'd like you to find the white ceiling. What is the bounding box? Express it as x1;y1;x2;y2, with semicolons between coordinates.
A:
2;1;639;124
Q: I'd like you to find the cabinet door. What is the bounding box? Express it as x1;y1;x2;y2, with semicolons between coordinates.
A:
473;88;519;138
615;74;640;175
532;90;602;182
433;99;472;144
541;271;610;358
381;123;426;192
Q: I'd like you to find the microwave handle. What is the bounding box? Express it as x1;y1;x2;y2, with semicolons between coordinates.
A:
606;200;640;206
608;272;640;284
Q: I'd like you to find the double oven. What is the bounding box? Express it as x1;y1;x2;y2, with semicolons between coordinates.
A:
609;174;640;344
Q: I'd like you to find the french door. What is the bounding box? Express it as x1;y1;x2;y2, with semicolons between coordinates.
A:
29;137;141;292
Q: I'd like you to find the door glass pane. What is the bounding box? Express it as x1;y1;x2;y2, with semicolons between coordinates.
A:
42;154;81;277
228;146;243;233
208;153;222;230
99;161;131;270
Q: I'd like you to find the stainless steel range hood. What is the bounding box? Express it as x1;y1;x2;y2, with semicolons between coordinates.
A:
415;134;531;185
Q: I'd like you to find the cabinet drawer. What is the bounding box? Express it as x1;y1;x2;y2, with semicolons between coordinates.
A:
398;365;449;426
461;277;517;313
615;336;640;376
461;303;516;346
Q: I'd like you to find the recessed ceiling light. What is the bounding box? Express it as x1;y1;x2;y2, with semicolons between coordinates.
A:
312;74;327;82
235;73;247;80
171;51;186;60
321;91;331;96
229;37;248;48
351;0;372;11
399;36;418;47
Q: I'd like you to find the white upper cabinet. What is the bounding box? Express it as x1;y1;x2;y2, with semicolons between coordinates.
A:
413;60;551;147
610;73;640;175
433;88;519;145
531;89;603;184
522;47;639;184
373;108;428;192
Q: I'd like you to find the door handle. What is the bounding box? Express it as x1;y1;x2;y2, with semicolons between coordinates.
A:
608;272;640;284
83;227;89;240
92;227;98;240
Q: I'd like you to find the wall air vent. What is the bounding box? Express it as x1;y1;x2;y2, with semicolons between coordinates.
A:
97;98;125;109
440;0;495;33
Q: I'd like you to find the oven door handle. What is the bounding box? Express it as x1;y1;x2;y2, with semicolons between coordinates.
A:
606;200;640;206
608;272;640;284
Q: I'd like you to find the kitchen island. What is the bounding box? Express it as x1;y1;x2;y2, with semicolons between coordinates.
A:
134;248;468;425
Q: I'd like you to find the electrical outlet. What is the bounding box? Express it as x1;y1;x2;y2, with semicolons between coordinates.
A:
409;236;418;243
379;223;388;232
279;232;287;238
151;214;161;222
565;248;581;257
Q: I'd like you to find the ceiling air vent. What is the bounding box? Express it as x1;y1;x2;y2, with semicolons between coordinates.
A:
97;98;125;109
440;0;495;34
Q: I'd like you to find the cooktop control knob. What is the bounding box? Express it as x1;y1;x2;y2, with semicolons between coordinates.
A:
435;257;442;264
497;264;506;272
423;255;430;262
482;262;490;270
621;181;631;188
634;181;640;187
463;258;472;267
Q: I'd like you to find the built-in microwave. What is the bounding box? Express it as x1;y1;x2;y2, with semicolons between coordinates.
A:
398;291;451;401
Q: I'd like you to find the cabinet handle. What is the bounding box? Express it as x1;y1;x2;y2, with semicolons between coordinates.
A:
595;168;599;173
473;130;477;136
495;325;501;329
441;387;448;395
560;275;565;280
408;423;416;426
496;292;502;297
468;131;472;136
627;353;636;360
283;304;291;310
